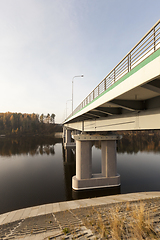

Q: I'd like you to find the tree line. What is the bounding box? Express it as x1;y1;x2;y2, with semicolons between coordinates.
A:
0;112;62;136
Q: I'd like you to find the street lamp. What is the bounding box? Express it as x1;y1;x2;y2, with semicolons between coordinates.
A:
72;75;84;114
66;99;72;119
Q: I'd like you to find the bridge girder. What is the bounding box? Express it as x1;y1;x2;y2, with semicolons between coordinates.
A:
64;108;160;132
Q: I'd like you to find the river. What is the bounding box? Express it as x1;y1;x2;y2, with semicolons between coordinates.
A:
0;132;160;214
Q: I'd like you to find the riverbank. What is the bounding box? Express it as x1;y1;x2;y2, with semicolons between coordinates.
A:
0;192;160;239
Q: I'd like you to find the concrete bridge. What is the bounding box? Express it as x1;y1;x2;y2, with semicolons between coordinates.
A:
63;20;160;192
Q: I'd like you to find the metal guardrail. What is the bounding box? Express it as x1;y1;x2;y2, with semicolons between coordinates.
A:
66;20;160;121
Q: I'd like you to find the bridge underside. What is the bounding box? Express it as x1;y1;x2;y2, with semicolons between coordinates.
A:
65;76;160;132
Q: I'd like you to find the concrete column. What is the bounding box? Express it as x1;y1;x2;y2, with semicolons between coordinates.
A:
72;134;121;191
101;140;117;177
63;127;66;144
76;140;92;179
66;129;71;143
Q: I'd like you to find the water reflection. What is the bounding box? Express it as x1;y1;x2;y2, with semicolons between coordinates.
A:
0;131;160;214
117;131;160;153
0;137;62;156
0;131;159;157
62;148;76;200
93;131;160;153
0;139;65;215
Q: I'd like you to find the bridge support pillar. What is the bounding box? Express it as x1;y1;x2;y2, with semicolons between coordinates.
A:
66;128;71;144
72;134;121;191
101;140;117;177
76;140;92;180
63;128;76;149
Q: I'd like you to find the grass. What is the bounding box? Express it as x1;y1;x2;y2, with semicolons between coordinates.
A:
109;206;126;240
82;201;160;239
63;227;70;234
130;202;157;239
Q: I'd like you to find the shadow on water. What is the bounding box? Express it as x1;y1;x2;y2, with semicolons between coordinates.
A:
72;186;121;200
62;147;76;200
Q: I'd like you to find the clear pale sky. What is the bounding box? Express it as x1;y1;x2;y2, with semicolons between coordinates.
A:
0;0;160;123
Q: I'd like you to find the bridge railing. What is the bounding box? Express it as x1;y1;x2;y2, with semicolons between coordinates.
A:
66;20;160;121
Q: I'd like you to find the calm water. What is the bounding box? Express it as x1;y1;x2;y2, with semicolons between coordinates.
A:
0;134;160;214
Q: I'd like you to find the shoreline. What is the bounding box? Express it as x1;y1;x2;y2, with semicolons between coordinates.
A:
1;192;160;239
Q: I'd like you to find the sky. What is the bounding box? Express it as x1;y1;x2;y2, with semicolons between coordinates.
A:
0;0;160;123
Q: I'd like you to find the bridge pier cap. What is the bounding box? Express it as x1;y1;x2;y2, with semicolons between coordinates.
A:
72;133;122;191
73;133;122;141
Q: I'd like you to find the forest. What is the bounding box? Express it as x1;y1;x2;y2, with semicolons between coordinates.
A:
0;112;62;136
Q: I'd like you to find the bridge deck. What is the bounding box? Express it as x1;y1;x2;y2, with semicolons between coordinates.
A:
64;20;160;132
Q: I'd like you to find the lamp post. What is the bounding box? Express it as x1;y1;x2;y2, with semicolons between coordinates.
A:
72;75;84;114
66;99;72;119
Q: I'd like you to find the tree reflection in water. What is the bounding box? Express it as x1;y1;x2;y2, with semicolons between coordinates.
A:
1;130;159;156
94;130;160;153
118;130;160;153
0;137;62;156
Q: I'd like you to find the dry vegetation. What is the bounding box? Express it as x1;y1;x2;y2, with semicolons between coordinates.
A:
107;202;157;239
72;200;160;239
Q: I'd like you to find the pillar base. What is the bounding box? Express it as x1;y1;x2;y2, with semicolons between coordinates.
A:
72;185;121;200
72;174;120;191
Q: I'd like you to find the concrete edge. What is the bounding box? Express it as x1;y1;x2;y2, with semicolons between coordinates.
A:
1;191;160;226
